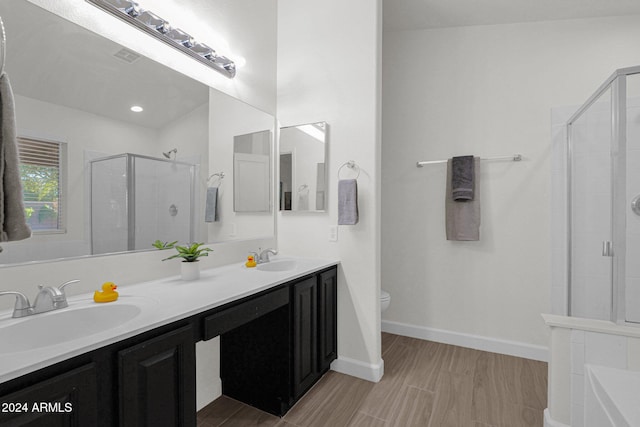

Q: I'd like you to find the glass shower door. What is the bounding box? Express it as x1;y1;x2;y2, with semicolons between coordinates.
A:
569;86;614;320
90;155;129;255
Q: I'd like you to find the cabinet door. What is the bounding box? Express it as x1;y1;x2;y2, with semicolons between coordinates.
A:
0;363;98;427
292;277;318;399
119;325;195;427
318;268;338;373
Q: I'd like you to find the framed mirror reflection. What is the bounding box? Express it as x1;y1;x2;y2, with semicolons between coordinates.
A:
279;122;328;212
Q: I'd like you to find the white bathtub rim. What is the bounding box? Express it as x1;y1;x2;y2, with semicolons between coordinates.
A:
585;364;640;427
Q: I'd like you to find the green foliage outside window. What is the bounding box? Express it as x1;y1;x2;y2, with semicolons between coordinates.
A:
20;164;60;230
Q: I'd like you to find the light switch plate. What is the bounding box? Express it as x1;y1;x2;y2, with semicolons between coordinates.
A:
328;225;338;242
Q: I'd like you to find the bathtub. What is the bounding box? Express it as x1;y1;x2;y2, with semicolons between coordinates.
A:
584;364;640;427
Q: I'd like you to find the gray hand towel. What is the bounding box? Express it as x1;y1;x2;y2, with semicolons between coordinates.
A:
338;179;358;225
0;74;31;242
452;155;475;201
204;186;219;222
446;157;480;241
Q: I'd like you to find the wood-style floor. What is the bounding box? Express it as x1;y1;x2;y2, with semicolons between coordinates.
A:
197;333;547;427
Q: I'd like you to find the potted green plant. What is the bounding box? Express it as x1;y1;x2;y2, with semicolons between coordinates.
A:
162;242;213;280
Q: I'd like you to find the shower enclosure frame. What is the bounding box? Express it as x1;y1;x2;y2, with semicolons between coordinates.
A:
566;65;640;324
89;153;197;254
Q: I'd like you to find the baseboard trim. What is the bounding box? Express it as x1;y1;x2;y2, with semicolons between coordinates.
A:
331;356;384;383
544;409;570;427
382;320;549;362
196;377;222;411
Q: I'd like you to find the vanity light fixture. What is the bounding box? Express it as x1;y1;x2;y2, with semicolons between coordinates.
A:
130;105;143;112
86;0;236;78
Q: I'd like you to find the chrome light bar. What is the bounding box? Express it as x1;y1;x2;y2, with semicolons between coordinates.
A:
86;0;236;78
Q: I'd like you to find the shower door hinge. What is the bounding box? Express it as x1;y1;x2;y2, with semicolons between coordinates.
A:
602;241;613;257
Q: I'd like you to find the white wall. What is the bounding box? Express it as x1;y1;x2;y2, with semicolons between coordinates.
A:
382;15;640;359
277;0;383;380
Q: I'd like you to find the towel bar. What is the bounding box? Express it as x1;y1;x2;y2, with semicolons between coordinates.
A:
416;154;522;167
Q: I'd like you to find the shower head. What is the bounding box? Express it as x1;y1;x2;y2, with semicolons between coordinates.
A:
163;148;177;159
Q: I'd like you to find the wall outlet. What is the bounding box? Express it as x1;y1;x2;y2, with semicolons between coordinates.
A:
229;223;237;237
328;225;338;242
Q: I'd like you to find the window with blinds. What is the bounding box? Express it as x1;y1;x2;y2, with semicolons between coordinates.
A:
17;137;65;232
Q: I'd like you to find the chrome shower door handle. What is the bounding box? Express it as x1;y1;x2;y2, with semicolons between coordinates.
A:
602;241;613;257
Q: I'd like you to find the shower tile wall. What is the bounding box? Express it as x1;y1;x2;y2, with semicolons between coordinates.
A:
134;158;193;250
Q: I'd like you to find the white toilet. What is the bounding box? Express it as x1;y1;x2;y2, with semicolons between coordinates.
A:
380;289;391;313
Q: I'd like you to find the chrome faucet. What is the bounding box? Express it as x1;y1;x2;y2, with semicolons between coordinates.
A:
257;248;278;264
0;291;32;318
0;280;79;318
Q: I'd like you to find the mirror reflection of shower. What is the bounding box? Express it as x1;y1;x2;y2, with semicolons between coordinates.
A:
89;153;195;255
163;148;178;159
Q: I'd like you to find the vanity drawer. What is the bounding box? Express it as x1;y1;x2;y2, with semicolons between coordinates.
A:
203;287;289;339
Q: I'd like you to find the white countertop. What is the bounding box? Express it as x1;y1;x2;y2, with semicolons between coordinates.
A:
0;256;339;384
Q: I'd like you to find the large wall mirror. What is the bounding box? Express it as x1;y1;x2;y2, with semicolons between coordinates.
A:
279;122;328;212
0;0;275;266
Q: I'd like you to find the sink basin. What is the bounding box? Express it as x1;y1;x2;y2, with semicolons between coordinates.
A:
0;302;144;354
256;259;298;272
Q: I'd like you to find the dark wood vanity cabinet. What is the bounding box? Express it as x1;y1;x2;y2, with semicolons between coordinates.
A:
118;325;196;427
317;268;338;373
0;265;338;425
292;268;338;400
0;363;99;427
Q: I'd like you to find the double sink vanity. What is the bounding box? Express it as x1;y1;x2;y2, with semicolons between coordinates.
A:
0;256;338;426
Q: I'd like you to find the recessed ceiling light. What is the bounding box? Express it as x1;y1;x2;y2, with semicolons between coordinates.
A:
130;105;144;112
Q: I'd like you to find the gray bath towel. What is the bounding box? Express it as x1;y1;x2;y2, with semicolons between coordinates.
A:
338;179;358;225
452;155;475;201
204;186;219;222
446;157;480;241
0;74;31;242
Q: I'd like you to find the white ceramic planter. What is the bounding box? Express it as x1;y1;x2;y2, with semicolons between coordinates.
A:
181;261;200;281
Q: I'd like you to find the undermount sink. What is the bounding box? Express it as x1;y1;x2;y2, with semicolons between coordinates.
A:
256;259;298;272
0;301;147;354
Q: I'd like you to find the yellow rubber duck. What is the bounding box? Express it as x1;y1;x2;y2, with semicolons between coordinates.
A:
245;255;257;268
94;282;119;303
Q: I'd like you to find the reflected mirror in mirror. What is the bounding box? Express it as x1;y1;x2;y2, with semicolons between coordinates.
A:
279;122;328;212
0;1;275;266
233;131;272;213
208;90;275;242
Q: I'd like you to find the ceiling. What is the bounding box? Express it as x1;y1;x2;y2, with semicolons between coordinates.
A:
383;0;640;32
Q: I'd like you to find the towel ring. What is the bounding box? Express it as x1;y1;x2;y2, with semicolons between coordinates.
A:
338;160;360;180
207;172;225;183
